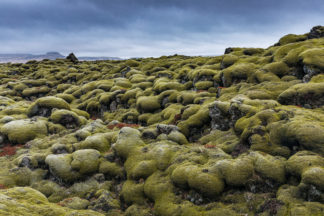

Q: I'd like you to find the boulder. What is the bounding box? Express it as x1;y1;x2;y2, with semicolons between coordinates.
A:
1;119;48;144
66;53;79;63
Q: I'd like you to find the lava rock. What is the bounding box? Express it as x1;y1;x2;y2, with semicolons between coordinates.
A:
66;53;79;63
307;25;324;39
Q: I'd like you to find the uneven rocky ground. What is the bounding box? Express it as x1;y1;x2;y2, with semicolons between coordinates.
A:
0;26;323;216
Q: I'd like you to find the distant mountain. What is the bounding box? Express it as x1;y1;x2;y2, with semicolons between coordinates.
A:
0;52;122;63
78;56;122;61
0;52;64;63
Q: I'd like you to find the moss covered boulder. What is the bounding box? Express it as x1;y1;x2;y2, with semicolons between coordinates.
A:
0;119;48;144
0;187;103;216
27;96;71;117
45;154;81;182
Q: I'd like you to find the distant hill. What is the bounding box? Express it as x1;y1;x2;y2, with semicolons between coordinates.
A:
0;52;64;63
0;52;122;63
78;56;122;61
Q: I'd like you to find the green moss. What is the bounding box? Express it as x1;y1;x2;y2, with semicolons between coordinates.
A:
272;42;304;62
143;171;187;215
261;61;290;77
250;151;286;183
1;30;324;215
120;88;141;103
0;119;48;144
167;131;188;145
66;178;100;199
158;90;179;105
278;82;324;107
160;103;182;124
187;68;217;80
31;180;63;197
199;129;240;154
178;106;210;136
55;93;75;103
194;81;214;90
299;47;324;70
281;75;298;82
243;48;264;56
301;166;324;190
27;96;71;117
121;180;146;205
49;109;81;128
85;100;101;114
129;74;147;83
99;161;125;178
71;149;101;175
114;78;132;89
282;45;309;66
215;156;254;186
222;63;258;87
171;164;195;188
153;79;185;92
128;160;157;180
269;117;324;155
221;54;239;69
187;167;224;198
74;133;110;152
277;34;307;45
59;197;90;210
136;96;161;113
72;108;90;119
0;187;104;216
125;59;141;67
286;151;324;176
80;81;97;93
310;74;324;83
125;204;152;216
113;127;145;159
13;82;28;92
180;105;200;120
45;154;81;182
22;86;51;97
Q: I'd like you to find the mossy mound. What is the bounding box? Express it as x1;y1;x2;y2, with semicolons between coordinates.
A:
50;109;82;128
0;187;104;216
0;119;48;144
27;96;71;117
278;82;324;108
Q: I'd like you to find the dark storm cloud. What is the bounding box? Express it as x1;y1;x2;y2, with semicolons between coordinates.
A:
0;0;323;57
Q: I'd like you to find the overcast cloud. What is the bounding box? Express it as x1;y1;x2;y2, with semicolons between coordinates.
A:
0;0;323;58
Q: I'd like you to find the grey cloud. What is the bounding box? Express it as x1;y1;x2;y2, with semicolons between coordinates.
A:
0;0;323;57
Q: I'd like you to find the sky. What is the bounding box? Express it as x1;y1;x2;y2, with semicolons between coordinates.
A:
0;0;323;58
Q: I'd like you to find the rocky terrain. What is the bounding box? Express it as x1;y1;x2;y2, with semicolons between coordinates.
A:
0;26;323;216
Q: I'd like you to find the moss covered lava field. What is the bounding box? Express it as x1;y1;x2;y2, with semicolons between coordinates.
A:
0;26;324;215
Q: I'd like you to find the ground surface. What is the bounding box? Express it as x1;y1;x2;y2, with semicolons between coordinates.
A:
0;26;324;216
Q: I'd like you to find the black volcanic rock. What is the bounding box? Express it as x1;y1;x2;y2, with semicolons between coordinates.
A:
308;25;324;39
66;53;78;63
224;47;234;54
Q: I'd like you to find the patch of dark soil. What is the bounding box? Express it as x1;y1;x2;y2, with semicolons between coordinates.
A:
59;114;79;129
257;199;284;216
245;174;279;194
231;143;249;158
173;187;213;205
